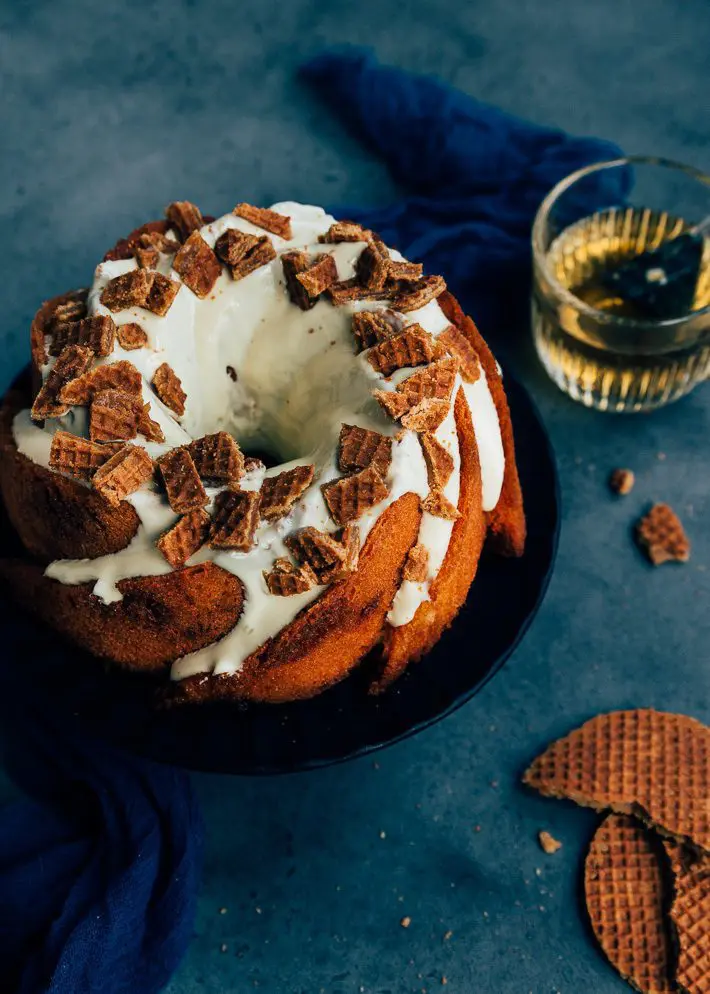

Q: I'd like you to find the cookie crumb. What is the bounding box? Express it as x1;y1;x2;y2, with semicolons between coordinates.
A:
538;830;562;854
609;468;635;495
219;907;228;915
220;943;228;954
443;930;453;941
636;503;690;565
400;916;411;928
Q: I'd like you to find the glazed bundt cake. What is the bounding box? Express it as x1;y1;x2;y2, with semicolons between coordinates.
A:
0;200;525;703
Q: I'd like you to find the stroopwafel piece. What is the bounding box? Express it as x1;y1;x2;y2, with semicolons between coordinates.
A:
100;269;180;316
188;432;244;484
157;448;208;514
137;403;165;443
233;203;292;240
282;251;313;311
165;201;204;241
172;231;222;298
49;431;121;481
214;229;259;267
209;488;261;551
664;841;710;993
285;524;359;584
31;344;95;420
92;445;154;507
264;558;318;596
338;424;392;477
326;278;391;306
375;358;458;425
585;813;674;994
321;464;389;526
59;360;142;405
260;465;315;521
422;489;460;520
49;293;87;330
116;322;148;351
636;504;691;565
351;310;399;351
318;220;371;243
152;363;187;416
226;236;275;282
366;324;446;377
89;389;142;442
49;315;116;358
388;260;423;281
523;709;710;853
400;398;450;432
419;433;454;490
356;239;391;291
391;275;446;313
438;325;480;383
157;509;211;568
296;254;338;300
402;543;428;582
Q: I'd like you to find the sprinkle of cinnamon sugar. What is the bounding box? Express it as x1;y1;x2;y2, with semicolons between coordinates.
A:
157;448;208;514
157;509;211;568
233;203;292;240
92;444;154;507
172;231;222;298
152;363;187;416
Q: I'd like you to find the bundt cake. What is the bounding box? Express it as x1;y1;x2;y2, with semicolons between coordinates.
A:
0;200;525;703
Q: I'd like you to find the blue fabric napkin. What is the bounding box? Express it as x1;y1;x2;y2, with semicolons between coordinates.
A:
301;47;624;343
0;47;623;994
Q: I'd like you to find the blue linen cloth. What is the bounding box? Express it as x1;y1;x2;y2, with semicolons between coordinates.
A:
300;47;624;342
0;48;622;994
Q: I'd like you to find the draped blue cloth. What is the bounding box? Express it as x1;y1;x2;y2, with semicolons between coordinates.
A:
0;47;622;994
300;47;624;340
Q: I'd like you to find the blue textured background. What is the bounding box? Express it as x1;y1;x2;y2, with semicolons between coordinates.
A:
1;2;709;991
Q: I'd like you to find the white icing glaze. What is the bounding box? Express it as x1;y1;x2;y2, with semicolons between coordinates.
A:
13;202;506;681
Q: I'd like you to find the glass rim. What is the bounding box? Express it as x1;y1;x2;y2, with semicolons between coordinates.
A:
531;154;710;332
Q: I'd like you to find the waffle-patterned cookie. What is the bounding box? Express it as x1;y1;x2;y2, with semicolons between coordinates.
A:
49;431;121;481
209;488;261;551
318;220;371;243
152;363;186;416
350;310;400;352
137;403;165;443
157;448;208;514
101;269;180;316
524;710;710;852
157;509;211;568
400;398;451;432
233;203;292;239
636;504;690;565
438;325;480;383
188;432;245;484
585;814;674;994
285;524;359;584
260;465;314;521
321;464;389;526
419;432;454;490
282;250;314;311
92;445;154;508
89;389;142;442
664;841;710;993
50;315;116;358
422;489;460;520
172;231;221;298
391;275;446;312
59;360;142;405
356;239;390;291
366;324;445;377
338;424;392;477
165;200;204;241
214;229;259;267
264;558;318;596
116;322;148;351
31;345;95;420
296;254;338;299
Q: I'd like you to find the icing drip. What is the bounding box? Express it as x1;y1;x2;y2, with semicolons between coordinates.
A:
13;202;506;680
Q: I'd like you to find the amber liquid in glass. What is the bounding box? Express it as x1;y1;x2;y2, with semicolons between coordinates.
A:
533;207;710;411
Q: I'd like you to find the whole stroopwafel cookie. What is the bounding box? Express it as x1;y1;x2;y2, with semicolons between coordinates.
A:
585;813;674;994
664;842;710;993
524;710;710;852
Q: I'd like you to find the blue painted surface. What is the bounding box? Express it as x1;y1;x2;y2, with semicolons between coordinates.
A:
1;1;709;991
